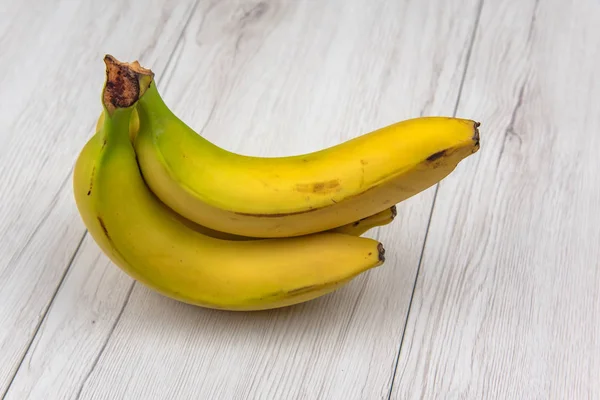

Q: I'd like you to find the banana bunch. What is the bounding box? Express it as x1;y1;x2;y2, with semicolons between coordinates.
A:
73;55;480;311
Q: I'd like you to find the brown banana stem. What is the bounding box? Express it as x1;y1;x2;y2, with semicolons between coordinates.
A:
102;54;154;115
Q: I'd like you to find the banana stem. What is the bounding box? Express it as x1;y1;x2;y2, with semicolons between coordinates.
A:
102;55;154;116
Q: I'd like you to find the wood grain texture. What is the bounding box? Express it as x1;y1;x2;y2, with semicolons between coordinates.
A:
4;235;135;400
0;0;198;394
392;0;600;398
62;0;481;399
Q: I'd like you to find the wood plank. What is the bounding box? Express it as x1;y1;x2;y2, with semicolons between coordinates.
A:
391;0;600;398
4;235;135;400
0;0;198;394
50;0;483;399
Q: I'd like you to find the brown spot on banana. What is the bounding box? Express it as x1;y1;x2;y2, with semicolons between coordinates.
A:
426;150;447;162
235;183;380;218
87;166;96;196
234;207;321;218
97;216;111;242
286;284;319;296
295;179;341;194
256;282;327;302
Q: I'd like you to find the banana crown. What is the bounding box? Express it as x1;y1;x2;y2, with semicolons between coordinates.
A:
102;55;154;116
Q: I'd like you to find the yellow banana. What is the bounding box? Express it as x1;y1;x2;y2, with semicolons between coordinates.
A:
93;113;397;240
125;56;480;238
73;57;384;311
95;111;395;239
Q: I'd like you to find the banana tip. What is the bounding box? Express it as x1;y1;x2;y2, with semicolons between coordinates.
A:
473;121;481;149
377;242;385;263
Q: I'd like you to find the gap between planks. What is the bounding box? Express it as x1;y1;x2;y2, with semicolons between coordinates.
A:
386;0;486;397
0;0;203;396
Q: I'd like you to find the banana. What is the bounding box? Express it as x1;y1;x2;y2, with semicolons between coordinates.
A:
73;57;385;311
93;113;397;240
123;56;480;238
183;205;396;241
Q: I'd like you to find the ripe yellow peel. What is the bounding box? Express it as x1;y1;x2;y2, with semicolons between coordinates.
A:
135;95;479;237
136;82;478;213
94;109;396;240
128;67;479;237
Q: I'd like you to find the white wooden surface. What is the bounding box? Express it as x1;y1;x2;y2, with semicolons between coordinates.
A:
0;0;598;399
0;0;198;396
391;0;600;398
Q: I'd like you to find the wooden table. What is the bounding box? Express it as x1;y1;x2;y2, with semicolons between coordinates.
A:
1;0;598;398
